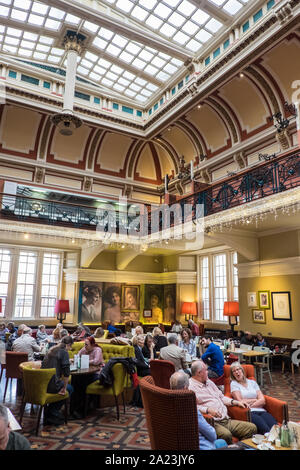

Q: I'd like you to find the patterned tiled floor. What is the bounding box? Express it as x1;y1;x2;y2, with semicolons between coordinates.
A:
1;369;299;450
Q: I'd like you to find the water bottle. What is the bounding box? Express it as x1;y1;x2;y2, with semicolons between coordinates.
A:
280;421;291;448
74;354;78;369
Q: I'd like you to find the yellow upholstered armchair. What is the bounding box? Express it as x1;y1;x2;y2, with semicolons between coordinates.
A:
84;363;126;420
19;365;69;435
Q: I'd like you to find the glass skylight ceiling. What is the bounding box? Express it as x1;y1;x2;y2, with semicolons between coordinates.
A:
0;0;252;106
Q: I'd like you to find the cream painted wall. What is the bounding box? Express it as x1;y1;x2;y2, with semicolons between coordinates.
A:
239;274;300;339
259;230;299;260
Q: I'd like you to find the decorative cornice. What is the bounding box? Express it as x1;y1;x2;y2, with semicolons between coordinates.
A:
238;256;300;278
63;268;197;285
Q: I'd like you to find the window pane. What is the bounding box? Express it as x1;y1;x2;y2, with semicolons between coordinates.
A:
14;251;37;318
0;249;11;317
200;256;210;320
214;254;227;321
40;253;60;317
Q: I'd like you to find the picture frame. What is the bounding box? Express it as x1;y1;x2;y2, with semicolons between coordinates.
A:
252;309;266;324
247;292;257;307
121;285;140;311
143;309;152;318
258;290;270;309
271;292;292;321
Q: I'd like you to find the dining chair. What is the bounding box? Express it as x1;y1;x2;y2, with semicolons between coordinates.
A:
139;375;199;450
149;359;175;389
19;365;69;435
253;346;272;387
2;351;28;402
84;363;126;420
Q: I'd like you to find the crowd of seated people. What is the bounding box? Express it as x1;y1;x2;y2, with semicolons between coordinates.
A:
0;318;293;449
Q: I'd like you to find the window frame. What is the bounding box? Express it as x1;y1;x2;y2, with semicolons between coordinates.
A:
198;249;238;324
0;245;63;321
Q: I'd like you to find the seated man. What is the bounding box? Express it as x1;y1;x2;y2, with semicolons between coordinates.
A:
200;335;224;378
159;334;188;373
240;331;254;346
188;360;256;444
12;327;41;360
170;371;227;450
0;405;31;450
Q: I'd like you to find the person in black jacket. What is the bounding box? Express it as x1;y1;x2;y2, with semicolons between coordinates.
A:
133;335;151;377
41;335;74;425
142;334;157;361
152;327;168;353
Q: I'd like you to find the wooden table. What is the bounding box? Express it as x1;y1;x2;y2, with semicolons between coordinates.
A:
70;365;100;376
242;438;291;450
242;350;268;360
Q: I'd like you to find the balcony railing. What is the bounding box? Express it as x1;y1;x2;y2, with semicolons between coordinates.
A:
0;151;299;235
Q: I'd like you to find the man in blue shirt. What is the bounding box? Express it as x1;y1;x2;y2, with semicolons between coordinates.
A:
169;371;227;450
201;335;225;378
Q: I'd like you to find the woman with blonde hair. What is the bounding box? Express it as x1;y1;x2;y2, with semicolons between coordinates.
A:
152;326;168;353
230;362;277;434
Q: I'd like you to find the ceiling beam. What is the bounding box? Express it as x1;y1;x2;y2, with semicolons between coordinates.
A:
43;0;192;61
189;0;232;23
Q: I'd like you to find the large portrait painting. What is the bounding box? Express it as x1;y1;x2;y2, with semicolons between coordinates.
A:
163;284;176;323
79;282;103;324
102;283;122;323
144;284;163;324
122;285;140;311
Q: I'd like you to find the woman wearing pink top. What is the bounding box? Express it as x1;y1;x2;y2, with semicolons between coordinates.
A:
78;336;105;368
71;337;105;418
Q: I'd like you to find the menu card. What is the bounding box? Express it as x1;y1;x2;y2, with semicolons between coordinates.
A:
80;354;89;369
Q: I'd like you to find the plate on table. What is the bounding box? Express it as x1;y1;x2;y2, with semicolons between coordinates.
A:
257;443;275;450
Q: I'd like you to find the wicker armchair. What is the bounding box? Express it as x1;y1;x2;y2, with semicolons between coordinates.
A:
140;375;199;450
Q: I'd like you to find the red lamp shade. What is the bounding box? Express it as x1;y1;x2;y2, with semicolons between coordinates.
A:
181;302;197;320
55;300;69;322
223;301;239;316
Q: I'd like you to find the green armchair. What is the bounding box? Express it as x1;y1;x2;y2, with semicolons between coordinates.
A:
84;363;127;420
19;365;69;435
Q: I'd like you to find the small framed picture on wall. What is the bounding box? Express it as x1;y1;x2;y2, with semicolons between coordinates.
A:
252;309;266;324
271;292;292;321
143;309;152;318
258;291;270;309
247;292;257;307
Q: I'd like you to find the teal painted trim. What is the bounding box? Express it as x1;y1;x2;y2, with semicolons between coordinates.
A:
21;74;39;85
154;103;158;110
242;21;250;32
74;91;90;101
185;74;189;82
178;80;183;89
148;108;152;115
113;103;119;110
205;56;210;66
94;97;100;104
8;70;17;79
137;110;142;117
213;47;220;59
122;105;133;114
171;87;176;95
160;98;164;105
223;39;230;50
253;9;263;22
267;0;275;10
43;81;50;89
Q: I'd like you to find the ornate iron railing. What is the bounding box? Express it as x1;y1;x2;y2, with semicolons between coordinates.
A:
0;151;299;234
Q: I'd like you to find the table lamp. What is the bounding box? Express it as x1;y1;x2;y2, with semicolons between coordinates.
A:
54;299;70;323
181;301;197;321
223;301;239;333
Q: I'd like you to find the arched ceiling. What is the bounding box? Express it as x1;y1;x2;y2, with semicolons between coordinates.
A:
0;32;299;191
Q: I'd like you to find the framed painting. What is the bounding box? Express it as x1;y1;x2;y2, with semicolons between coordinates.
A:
247;292;257;308
101;283;122;323
258;290;270;309
79;281;103;324
252;309;266;324
144;284;163;324
122;285;140;311
271;292;292;321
